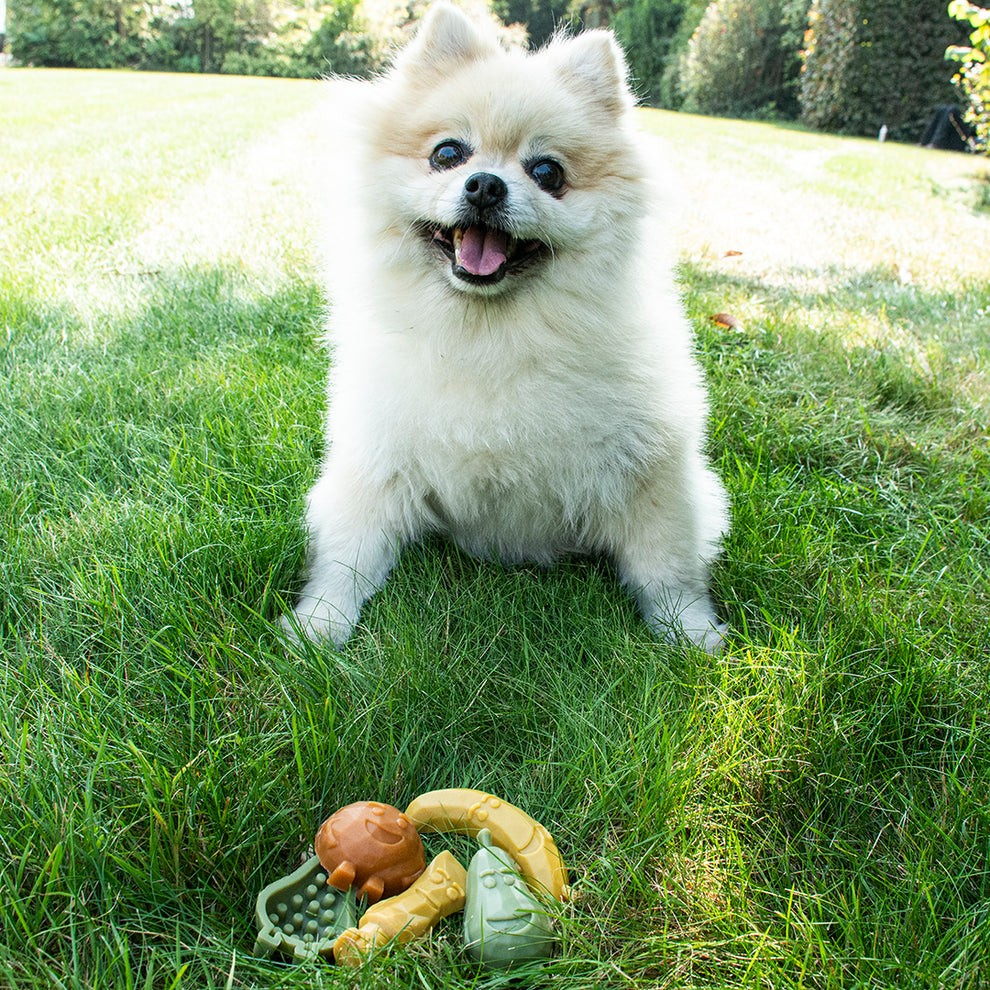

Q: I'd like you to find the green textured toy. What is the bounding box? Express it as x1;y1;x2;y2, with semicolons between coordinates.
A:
253;855;357;961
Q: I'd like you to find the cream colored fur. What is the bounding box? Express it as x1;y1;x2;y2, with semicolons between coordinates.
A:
286;3;730;652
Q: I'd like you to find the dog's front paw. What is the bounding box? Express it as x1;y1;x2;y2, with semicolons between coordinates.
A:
638;590;728;656
648;614;728;655
280;596;356;648
681;619;728;655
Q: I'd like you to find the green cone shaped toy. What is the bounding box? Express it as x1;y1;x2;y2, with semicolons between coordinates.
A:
463;828;555;968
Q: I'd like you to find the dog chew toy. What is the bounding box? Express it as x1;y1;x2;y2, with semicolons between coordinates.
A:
405;789;570;903
253;790;567;968
253;855;357;961
314;801;427;903
463;828;555;968
332;851;468;967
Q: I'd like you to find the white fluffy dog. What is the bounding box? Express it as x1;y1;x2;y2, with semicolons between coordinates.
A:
286;3;730;653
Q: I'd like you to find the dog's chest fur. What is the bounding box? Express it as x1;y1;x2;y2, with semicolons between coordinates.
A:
337;316;660;561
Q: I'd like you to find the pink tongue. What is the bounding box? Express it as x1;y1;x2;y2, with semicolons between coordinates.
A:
458;226;508;276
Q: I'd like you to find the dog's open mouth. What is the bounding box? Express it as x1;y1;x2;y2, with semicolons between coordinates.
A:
429;224;546;285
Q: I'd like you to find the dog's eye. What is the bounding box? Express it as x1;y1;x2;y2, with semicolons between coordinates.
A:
526;158;565;193
430;140;470;171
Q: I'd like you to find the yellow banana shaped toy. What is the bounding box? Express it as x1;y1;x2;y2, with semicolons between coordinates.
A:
404;789;569;903
332;851;467;967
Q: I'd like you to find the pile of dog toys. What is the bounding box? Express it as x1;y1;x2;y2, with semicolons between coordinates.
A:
253;788;569;969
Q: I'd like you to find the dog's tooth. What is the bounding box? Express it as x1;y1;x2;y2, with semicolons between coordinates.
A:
453;228;463;264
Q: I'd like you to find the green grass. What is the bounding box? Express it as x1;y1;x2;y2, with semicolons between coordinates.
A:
1;68;989;989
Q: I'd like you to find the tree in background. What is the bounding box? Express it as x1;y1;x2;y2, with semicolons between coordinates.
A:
11;0;146;67
495;0;570;46
566;0;613;28
657;0;707;107
9;0;380;74
678;0;806;118
146;0;376;76
801;0;967;142
561;0;698;108
611;0;686;105
947;0;990;151
300;0;374;76
185;0;272;74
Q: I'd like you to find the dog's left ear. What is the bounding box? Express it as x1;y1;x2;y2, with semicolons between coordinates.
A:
394;3;501;81
551;30;634;117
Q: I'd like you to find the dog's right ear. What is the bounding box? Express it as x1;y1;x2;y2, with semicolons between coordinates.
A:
549;30;635;118
393;3;501;79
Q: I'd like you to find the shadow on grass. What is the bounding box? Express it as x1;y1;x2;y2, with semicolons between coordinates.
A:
1;267;326;653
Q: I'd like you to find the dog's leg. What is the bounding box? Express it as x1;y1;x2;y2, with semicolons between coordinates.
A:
606;458;729;654
283;465;408;646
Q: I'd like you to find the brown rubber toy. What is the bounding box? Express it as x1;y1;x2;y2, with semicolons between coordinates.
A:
314;801;427;903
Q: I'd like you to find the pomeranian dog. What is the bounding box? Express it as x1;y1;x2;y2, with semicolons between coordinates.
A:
285;3;730;653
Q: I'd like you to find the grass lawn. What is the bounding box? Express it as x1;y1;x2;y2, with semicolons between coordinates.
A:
1;67;989;989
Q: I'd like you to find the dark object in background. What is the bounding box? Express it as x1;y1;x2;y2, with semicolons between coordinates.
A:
920;105;974;152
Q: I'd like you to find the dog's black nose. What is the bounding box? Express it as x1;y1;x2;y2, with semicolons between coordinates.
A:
463;172;507;211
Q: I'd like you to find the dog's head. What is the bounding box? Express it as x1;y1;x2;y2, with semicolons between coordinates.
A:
354;3;648;299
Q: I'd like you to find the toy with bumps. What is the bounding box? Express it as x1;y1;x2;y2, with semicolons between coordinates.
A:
253;855;356;961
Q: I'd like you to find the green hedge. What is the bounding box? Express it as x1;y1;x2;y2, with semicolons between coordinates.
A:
679;0;806;119
801;0;969;142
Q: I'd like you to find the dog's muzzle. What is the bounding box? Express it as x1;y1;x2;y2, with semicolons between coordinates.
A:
426;172;547;286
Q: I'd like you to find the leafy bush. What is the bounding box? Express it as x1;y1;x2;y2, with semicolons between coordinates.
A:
947;0;990;151
801;0;968;142
301;19;376;77
678;0;806;119
218;3;377;79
